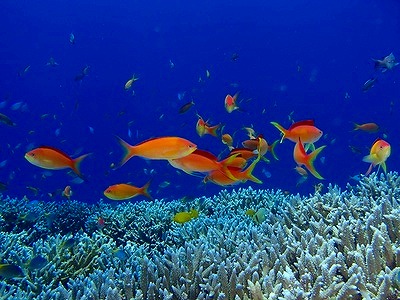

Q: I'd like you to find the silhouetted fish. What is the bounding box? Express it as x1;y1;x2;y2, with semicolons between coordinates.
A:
362;77;377;92
0;113;16;126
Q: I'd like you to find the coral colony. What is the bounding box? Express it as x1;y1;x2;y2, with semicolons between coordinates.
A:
1;172;400;299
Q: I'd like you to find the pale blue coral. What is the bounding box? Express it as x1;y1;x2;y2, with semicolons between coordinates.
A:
0;172;400;298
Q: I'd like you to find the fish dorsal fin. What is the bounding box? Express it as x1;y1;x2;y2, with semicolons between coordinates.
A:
38;146;72;159
134;136;179;146
289;120;315;130
193;149;218;161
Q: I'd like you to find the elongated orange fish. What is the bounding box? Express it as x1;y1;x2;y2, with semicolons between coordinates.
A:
293;139;326;179
169;149;238;179
363;139;391;175
104;180;153;201
169;149;220;174
118;136;197;166
25;146;90;178
225;92;240;113
271;120;323;144
353;122;379;133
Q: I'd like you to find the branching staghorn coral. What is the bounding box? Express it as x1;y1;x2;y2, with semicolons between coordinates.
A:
1;172;400;298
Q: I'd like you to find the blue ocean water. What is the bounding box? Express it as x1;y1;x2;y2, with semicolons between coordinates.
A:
0;0;399;203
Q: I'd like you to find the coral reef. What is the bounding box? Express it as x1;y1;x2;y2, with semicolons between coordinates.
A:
0;172;400;299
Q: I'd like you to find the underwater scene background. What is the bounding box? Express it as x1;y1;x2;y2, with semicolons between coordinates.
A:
1;0;400;299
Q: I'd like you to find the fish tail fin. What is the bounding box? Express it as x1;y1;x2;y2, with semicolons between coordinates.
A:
117;136;136;167
140;180;153;201
269;139;279;160
207;124;222;137
244;161;263;184
244;150;262;184
352;122;360;131
72;153;91;178
270;122;287;143
189;208;199;218
304;146;326;180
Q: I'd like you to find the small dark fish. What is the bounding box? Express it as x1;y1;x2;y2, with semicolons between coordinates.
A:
26;186;40;196
231;53;239;61
0;264;24;279
179;100;195;114
74;65;90;81
362;77;377;92
28;255;47;270
349;145;362;154
0;113;16;126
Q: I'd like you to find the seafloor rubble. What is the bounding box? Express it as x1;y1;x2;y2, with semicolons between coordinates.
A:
0;172;400;299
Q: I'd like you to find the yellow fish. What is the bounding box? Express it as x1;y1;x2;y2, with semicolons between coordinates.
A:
363;138;391;175
173;209;199;224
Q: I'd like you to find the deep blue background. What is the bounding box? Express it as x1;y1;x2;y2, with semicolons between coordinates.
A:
0;0;399;203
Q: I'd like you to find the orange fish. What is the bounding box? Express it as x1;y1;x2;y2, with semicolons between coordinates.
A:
169;149;238;179
224;92;240;113
293;139;326;179
104;180;153;201
270;120;323;144
25;146;90;178
221;133;234;149
242;136;279;160
205;154;262;186
169;149;221;174
117;136;197;167
196;115;221;137
62;186;73;199
363;139;391;175
353;122;379;133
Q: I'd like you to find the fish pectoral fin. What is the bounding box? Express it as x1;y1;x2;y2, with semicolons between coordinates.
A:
381;162;387;174
362;154;376;163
